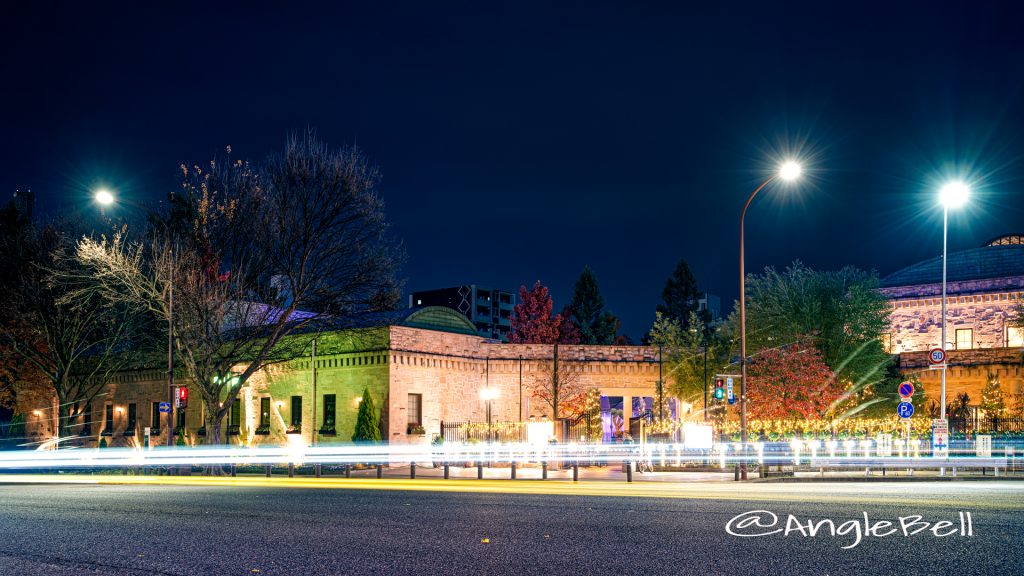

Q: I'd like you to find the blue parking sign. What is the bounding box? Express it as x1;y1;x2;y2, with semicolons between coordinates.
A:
897;401;914;419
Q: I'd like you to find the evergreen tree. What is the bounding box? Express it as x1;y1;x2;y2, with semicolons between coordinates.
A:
980;374;1006;418
657;259;703;329
568;267;618;344
569;267;604;344
352;387;381;443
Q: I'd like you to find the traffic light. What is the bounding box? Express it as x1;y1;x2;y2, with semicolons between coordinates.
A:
714;377;725;400
175;386;188;409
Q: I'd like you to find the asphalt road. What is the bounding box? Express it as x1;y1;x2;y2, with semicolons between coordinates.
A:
0;481;1021;576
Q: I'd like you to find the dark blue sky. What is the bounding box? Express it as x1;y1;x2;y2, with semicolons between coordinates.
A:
3;1;1024;338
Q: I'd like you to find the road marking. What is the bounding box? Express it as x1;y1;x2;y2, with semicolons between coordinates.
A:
1;474;1023;509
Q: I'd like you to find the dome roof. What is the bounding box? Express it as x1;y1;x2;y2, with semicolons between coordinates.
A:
881;243;1024;288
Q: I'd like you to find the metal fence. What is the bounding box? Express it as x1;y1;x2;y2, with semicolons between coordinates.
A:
440;420;525;444
949;416;1024;435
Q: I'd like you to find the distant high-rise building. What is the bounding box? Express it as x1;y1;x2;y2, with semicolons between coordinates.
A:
409;285;515;341
697;292;721;322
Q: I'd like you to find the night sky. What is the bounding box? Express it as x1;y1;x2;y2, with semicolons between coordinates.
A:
4;1;1024;339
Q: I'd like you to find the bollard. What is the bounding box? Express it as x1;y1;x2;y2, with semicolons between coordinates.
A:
542;461;548;480
376;464;383;478
410;462;416;479
511;461;516;480
265;465;272;478
625;461;632;483
572;463;578;482
288;463;295;478
477;463;484;479
230;464;236;478
345;465;351;478
734;464;740;481
315;464;322;478
444;464;450;479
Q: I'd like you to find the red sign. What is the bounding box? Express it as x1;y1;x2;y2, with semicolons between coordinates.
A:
898;381;915;398
929;348;946;365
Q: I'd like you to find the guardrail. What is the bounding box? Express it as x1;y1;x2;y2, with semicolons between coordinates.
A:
808;456;1011;476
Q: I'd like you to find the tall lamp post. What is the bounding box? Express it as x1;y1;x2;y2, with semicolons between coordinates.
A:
739;161;802;480
938;181;969;421
94;189;176;449
480;388;499;443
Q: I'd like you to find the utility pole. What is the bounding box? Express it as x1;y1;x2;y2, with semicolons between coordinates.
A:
657;344;664;420
167;247;175;449
311;338;317;447
703;331;708;422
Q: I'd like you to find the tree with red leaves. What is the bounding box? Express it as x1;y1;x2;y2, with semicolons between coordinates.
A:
509;281;585;420
746;338;841;420
509;281;579;344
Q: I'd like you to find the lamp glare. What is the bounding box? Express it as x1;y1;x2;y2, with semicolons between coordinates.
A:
939;181;969;208
779;161;802;181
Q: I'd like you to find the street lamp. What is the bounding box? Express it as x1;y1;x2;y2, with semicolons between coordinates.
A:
93;190;177;450
94;189;114;206
480;388;499;443
938;180;969;421
739;160;802;480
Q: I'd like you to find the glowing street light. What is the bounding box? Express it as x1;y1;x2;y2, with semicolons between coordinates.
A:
937;180;970;421
738;159;803;480
779;161;802;181
94;189;115;206
939;181;969;208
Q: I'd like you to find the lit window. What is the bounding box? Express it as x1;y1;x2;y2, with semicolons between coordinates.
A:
1007;326;1024;348
126;403;137;435
322;394;336;433
229;400;241;435
102;403;113;436
955;328;973;350
290;396;302;431
260;398;270;428
408;393;422;428
151;402;162;435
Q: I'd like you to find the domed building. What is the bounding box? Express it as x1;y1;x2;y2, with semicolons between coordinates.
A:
879;234;1024;414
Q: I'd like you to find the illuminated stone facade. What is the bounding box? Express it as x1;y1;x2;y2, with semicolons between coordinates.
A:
23;307;664;447
880;237;1024;403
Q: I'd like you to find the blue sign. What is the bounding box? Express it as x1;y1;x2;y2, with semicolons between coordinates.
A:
726;377;736;405
898;382;914;398
897;401;914;419
158;402;171;414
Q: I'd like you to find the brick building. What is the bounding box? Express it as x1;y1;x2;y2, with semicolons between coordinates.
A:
880;234;1024;409
25;307;666;448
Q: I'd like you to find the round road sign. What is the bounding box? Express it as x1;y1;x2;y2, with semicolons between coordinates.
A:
929;348;946;365
897;401;915;419
898;381;915;398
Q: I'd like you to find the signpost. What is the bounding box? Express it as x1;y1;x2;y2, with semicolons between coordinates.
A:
876;433;893;457
932;419;949;458
897;401;914;419
726;377;735;405
976;435;992;458
928;347;946;370
898;381;914;398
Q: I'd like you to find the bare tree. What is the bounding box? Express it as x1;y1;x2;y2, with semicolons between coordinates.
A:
0;193;147;444
70;134;403;445
527;345;590;421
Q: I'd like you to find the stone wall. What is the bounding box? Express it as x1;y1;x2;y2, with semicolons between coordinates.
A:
898;348;1024;401
24;326;669;447
881;283;1023;353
